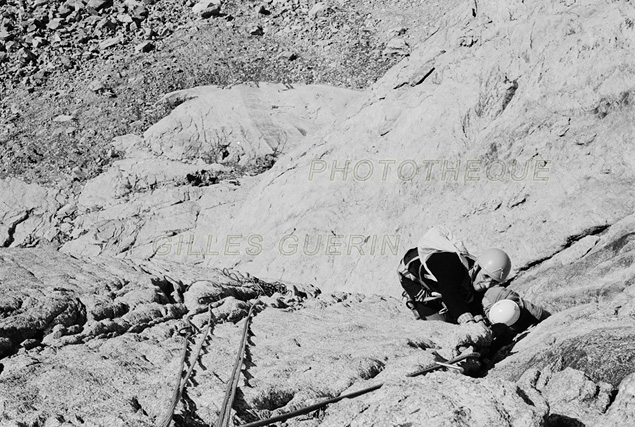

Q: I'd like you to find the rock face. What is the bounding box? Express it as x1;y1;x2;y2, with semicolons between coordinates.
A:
0;249;540;426
68;82;360;260
600;373;635;427
144;83;363;165
2;246;633;426
212;0;635;296
3;0;635;425
0;248;173;358
0;178;65;248
491;285;635;388
483;212;635;423
516;367;614;427
0;83;362;260
319;374;547;427
11;0;632;299
510;214;635;313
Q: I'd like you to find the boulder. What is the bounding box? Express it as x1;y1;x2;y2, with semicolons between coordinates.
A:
87;0;112;10
144;83;363;164
192;0;222;17
55;83;361;259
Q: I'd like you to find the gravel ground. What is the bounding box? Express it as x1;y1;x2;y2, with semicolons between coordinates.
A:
0;0;461;186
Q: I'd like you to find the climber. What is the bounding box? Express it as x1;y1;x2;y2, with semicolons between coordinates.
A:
398;226;550;332
398;227;511;326
475;288;552;359
482;286;551;333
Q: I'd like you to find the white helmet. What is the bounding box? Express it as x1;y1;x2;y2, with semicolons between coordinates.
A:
488;299;521;326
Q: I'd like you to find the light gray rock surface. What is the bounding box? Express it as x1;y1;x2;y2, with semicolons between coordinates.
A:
52;82;362;261
17;0;630;298
2;244;633;426
599;373;635;427
3;0;635;425
490;285;635;388
517;366;614;427
5;0;635;299
509;213;635;312
318;374;547;427
0;248;511;427
0;178;66;248
144;83;364;165
212;0;635;296
484;211;635;423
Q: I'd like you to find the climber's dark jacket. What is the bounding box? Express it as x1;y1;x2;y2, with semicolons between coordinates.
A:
398;248;483;323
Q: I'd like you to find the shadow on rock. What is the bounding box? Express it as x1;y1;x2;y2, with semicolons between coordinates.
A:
545;414;585;427
233;387;262;425
175;389;208;427
472;325;533;377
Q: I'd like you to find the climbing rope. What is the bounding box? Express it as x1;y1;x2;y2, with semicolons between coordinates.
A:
156;328;191;427
216;304;255;427
236;353;482;427
406;352;481;377
156;269;274;427
156;270;479;427
156;308;214;427
239;383;384;427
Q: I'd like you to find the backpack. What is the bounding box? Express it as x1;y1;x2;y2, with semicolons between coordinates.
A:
416;226;475;282
399;226;477;318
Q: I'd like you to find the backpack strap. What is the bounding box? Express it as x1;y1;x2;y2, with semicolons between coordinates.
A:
398;254;439;303
399;255;435;284
406;256;437;282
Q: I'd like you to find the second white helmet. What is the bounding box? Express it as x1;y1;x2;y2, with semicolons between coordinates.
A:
488;299;521;326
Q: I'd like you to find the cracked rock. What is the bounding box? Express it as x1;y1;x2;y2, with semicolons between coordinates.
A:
383;37;409;55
